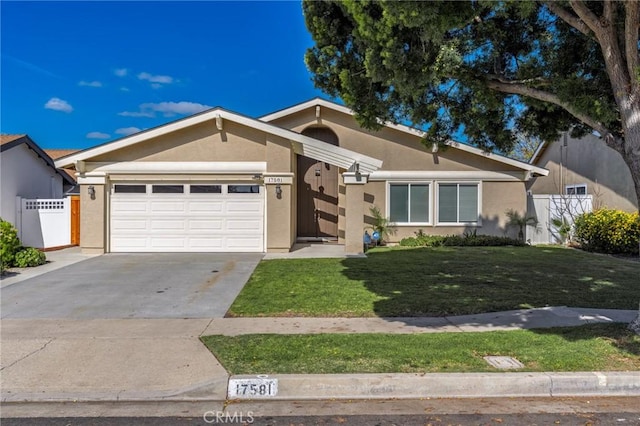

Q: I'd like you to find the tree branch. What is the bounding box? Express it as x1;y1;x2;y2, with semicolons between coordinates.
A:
569;0;602;35
484;77;622;149
542;1;591;37
625;0;640;93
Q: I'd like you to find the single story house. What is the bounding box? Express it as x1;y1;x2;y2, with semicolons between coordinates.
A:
527;133;638;212
1;134;76;227
54;98;548;255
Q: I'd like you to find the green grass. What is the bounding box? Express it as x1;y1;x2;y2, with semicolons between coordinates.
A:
201;324;640;374
227;246;640;317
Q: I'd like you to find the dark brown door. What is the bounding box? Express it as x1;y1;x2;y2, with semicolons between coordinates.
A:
297;127;339;238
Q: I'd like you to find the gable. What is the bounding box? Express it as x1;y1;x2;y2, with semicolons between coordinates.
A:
265;103;534;175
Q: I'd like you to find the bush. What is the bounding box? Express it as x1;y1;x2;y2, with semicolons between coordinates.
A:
1;218;21;272
399;229;524;247
573;209;640;255
14;247;47;268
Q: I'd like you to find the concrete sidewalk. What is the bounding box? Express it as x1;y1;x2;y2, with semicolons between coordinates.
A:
2;307;639;408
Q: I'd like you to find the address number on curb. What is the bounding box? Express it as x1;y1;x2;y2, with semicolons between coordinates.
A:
228;377;278;398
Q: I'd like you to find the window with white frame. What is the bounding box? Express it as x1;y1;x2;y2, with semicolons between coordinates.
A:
389;183;430;224
565;184;587;195
437;183;479;224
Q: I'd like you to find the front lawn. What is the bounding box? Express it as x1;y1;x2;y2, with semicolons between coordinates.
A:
227;246;640;317
201;324;640;374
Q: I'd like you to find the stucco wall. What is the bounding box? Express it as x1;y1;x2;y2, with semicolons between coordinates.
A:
1;144;63;226
90;120;267;163
361;180;525;242
80;183;106;254
528;134;637;212
269;107;523;173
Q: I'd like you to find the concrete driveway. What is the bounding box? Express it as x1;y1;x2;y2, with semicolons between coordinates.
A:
0;253;262;319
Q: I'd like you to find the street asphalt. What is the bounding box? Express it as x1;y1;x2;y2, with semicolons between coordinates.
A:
1;247;639;418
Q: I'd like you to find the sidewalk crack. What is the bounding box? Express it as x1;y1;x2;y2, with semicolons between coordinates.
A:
443;316;464;332
0;338;54;371
199;318;215;337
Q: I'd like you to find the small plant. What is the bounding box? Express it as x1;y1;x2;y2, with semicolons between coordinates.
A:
1;218;21;273
506;209;538;242
368;206;395;245
14;247;46;268
551;217;572;245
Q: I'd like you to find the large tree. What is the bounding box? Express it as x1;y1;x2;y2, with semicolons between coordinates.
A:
303;0;640;210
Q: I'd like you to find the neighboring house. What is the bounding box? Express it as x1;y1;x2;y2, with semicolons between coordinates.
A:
0;134;76;227
54;98;547;255
44;149;80;195
527;133;638;212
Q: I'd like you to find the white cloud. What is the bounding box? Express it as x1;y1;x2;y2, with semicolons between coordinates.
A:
44;97;73;113
118;110;154;118
137;72;174;84
120;87;130;92
119;101;211;118
79;80;102;87
115;127;141;136
86;131;110;139
150;83;163;89
114;68;128;77
140;101;212;117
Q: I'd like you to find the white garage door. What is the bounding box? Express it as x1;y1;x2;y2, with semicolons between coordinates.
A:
110;183;264;252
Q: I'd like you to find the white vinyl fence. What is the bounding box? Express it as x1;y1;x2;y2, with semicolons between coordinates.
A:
526;194;593;245
16;197;71;249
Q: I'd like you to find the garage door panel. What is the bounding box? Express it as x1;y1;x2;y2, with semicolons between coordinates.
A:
112;219;148;231
226;200;263;214
150;219;186;231
226;237;264;250
111;183;264;252
188;219;223;230
149;237;188;249
188;201;224;212
111;237;148;249
226;219;263;232
112;200;147;213
188;238;224;249
151;201;186;213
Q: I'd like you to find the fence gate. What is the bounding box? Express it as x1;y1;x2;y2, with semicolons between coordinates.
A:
526;194;592;245
17;197;72;249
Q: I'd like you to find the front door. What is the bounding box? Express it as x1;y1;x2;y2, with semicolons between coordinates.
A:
296;126;340;239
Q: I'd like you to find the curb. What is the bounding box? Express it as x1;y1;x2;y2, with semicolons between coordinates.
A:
2;371;639;404
227;372;640;401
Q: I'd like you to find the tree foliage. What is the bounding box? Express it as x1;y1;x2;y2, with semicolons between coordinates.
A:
303;0;640;208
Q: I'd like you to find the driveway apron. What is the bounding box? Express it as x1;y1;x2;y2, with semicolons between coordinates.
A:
0;253;262;319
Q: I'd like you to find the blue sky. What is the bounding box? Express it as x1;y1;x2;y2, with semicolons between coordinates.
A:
1;1;329;149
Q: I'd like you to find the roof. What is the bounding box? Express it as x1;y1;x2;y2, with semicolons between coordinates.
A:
54;106;384;174
262;98;549;177
45;149;80;183
1;134;76;186
1;134;26;145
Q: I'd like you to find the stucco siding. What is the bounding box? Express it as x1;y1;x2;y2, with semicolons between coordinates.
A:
90;121;267;163
269;107;524;173
528;134;637;212
0;145;63;226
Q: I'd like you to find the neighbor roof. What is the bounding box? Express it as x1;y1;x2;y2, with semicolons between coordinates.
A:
1;134;76;185
261;98;549;177
45;149;80;183
54;106;384;173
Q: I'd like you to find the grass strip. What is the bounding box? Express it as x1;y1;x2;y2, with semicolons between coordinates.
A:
201;324;640;374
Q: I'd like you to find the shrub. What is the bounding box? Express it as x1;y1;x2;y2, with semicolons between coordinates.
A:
573;209;640;255
399;229;523;247
14;247;47;268
1;218;21;272
442;234;524;247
